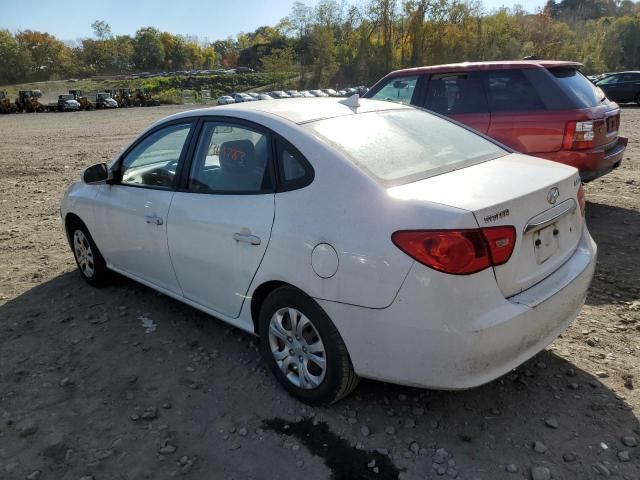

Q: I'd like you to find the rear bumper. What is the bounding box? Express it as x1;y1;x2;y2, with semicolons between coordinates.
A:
318;227;597;389
538;137;627;182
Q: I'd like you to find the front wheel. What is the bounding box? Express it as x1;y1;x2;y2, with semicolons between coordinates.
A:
68;220;109;287
259;286;359;404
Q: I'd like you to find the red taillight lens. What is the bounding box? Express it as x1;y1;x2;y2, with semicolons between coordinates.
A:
392;226;516;275
563;120;596;150
481;226;516;266
577;183;586;216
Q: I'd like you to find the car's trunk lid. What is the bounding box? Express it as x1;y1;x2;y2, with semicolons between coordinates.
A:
388;153;584;298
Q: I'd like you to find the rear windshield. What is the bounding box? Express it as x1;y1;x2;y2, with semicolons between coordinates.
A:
549;68;604;108
307;109;506;186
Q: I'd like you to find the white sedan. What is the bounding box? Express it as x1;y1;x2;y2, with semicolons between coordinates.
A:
217;95;235;105
61;97;596;404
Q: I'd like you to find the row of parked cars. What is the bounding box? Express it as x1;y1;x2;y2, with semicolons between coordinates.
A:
217;87;369;105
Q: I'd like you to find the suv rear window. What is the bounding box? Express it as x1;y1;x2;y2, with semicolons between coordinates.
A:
549;67;603;108
306;109;506;186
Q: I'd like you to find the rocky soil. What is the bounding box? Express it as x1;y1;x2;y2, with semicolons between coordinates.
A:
0;105;638;479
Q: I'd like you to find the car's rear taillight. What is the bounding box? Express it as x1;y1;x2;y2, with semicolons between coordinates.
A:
392;226;516;275
577;183;586;216
563;120;595;150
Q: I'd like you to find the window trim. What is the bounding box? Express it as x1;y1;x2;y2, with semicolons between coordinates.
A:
177;116;277;196
112;118;197;191
273;135;315;193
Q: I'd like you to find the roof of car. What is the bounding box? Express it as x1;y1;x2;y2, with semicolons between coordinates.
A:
383;60;582;77
167;97;412;124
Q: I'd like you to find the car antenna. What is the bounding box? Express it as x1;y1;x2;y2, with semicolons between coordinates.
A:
339;93;360;109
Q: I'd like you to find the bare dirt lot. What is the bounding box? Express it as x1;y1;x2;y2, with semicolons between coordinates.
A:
0;106;638;480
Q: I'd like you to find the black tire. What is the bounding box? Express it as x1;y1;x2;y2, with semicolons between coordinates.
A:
258;286;359;404
67;219;109;287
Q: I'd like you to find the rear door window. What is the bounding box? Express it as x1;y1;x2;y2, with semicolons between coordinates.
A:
423;73;488;114
484;70;546;112
369;75;419;105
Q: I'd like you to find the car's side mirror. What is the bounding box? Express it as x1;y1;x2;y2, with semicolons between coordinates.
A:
83;163;112;184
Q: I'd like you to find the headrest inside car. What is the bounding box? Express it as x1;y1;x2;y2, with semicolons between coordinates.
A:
219;139;257;173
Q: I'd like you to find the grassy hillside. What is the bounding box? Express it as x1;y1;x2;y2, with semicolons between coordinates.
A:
0;72;299;104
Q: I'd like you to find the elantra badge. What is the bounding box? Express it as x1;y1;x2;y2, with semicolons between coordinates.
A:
547;187;560;205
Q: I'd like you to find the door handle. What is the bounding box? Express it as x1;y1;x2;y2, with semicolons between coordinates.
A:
233;233;261;245
145;215;163;226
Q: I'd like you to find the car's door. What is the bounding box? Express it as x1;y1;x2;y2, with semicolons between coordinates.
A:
619;73;640;102
94;121;194;294
421;72;491;133
167;119;276;318
598;74;622;101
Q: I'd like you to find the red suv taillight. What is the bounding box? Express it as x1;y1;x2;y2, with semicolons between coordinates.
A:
563;120;595;150
392;226;516;275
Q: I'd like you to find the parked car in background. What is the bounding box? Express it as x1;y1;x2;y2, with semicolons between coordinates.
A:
247;92;260;100
232;93;254;103
595;71;640;105
257;94;273;100
299;91;315;97
287;90;303;98
309;90;329;97
322;89;339;97
63;98;595;404
235;66;254;73
217;95;235;105
366;61;628;182
269;91;291;99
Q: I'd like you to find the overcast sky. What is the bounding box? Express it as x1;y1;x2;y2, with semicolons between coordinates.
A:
2;0;546;42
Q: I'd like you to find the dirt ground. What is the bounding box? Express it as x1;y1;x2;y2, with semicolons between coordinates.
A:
0;105;638;480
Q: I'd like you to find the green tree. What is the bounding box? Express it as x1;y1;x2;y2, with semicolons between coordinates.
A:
261;47;296;72
133;27;165;71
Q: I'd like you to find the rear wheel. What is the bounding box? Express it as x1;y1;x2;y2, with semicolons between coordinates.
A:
68;220;109;287
258;286;359;404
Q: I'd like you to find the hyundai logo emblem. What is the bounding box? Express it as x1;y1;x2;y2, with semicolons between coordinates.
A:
547;187;560;205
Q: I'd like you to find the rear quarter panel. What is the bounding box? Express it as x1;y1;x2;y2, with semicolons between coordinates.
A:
245;119;478;309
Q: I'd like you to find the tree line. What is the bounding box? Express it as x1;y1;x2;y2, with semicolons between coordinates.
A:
1;0;639;88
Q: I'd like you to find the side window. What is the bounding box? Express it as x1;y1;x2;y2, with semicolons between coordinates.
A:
423;73;487;114
188;121;273;194
484;70;546;112
120;123;191;188
370;75;418;104
622;73;640;82
276;138;314;191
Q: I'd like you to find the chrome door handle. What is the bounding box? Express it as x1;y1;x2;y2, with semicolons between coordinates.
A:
233;233;261;245
145;215;163;226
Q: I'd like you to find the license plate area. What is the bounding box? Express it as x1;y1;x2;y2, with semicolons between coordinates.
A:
533;223;560;264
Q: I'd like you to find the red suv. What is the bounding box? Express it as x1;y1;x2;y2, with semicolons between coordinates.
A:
365;61;627;181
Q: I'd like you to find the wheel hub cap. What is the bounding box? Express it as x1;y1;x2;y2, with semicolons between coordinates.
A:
268;307;326;389
73;230;95;278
